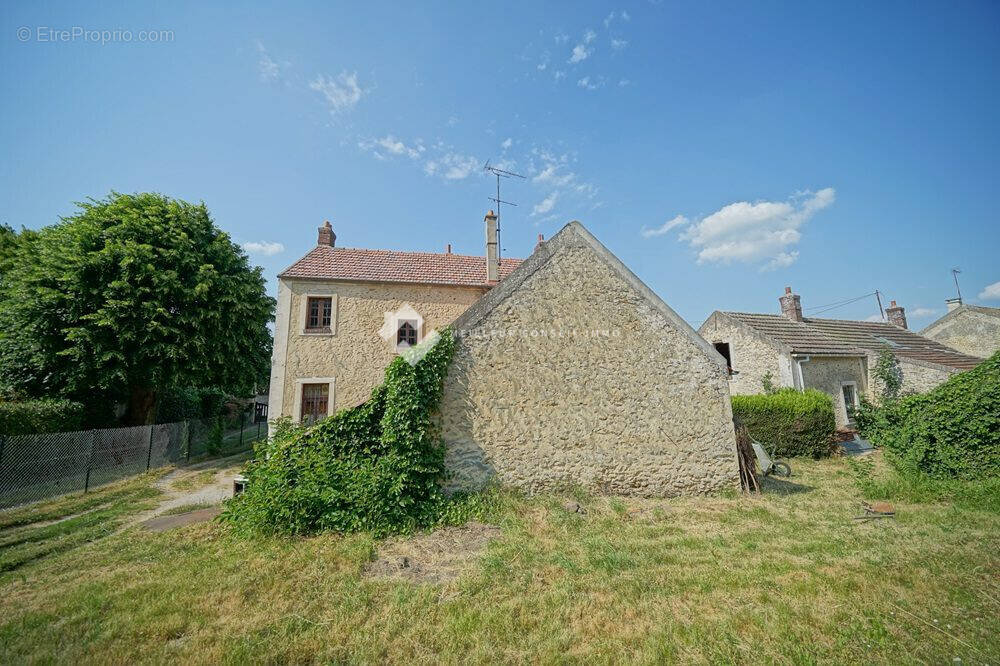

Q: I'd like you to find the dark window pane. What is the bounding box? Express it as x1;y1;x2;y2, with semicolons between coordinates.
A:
397;321;417;347
306;297;333;331
301;383;329;424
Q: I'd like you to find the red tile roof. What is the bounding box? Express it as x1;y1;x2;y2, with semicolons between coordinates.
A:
279;245;522;287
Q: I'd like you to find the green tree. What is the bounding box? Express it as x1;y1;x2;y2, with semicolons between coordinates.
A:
0;193;274;424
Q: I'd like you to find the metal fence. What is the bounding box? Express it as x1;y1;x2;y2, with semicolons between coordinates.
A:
0;410;268;510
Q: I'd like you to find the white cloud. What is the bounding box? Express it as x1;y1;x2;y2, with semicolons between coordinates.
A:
577;76;604;90
424;152;479;181
910;307;938;317
554;31;570;44
532;191;559;216
242;241;285;257
621;10;630;20
501;137;513;151
618;79;630;87
672;187;835;270
604;12;616;28
584;29;597;43
256;42;282;82
309;72;364;113
569;44;591;63
359;135;423;160
553;70;566;80
978;281;1000;300
641;215;689;238
611;38;628;50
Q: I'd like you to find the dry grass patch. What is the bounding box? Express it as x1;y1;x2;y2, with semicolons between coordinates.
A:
0;454;997;664
364;522;501;584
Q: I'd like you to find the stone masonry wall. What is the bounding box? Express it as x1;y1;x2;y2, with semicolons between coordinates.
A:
896;359;957;395
277;279;486;415
799;356;868;426
698;313;791;394
921;309;999;359
438;240;740;497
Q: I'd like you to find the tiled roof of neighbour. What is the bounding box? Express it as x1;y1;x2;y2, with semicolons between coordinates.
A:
725;312;984;370
279;245;522;286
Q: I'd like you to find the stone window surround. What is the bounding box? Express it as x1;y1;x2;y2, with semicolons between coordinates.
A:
300;292;338;336
392;310;423;353
292;377;336;423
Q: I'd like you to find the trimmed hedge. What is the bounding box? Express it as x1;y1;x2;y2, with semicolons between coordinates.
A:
0;399;85;435
855;351;999;480
731;389;836;458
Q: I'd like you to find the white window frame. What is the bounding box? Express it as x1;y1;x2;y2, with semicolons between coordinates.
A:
395;317;421;352
300;293;338;336
841;381;859;421
292;377;336;423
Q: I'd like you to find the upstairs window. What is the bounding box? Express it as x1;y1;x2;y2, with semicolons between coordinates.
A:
713;342;733;376
397;320;418;348
305;297;333;333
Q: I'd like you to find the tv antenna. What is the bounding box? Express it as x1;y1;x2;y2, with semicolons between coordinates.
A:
952;267;963;302
484;160;525;262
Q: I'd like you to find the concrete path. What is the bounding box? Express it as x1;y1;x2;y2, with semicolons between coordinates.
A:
129;452;249;532
841;437;876;457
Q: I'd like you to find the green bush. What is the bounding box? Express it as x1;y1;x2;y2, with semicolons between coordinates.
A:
155;387;202;423
221;330;458;536
197;388;229;419
0;399;85;435
855;351;999;480
731;389;836;458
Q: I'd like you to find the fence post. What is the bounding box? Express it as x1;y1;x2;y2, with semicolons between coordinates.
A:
145;425;154;471
84;430;96;493
239;410;245;449
0;434;5;470
186;420;192;463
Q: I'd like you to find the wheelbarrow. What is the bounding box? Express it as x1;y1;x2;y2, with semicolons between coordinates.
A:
750;438;791;477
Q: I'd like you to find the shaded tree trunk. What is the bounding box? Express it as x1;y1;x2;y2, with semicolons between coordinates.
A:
126;386;157;426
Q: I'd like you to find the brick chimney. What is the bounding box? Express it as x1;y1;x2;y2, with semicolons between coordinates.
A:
535;233;544;251
485;210;498;283
945;297;962;312
779;286;803;322
317;220;336;247
886;300;907;329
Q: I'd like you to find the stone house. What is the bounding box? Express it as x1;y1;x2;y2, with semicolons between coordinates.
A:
268;213;520;423
699;288;984;427
920;300;1000;359
269;215;740;496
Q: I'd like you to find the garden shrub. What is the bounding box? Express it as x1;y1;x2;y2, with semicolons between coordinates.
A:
155;386;202;423
0;399;85;435
197;388;229;418
855;351;1000;480
221;329;459;536
731;389;836;458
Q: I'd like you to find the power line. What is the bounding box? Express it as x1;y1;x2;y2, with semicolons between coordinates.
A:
807;292;879;317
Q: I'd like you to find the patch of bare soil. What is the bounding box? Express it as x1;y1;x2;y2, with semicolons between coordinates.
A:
364;522;501;584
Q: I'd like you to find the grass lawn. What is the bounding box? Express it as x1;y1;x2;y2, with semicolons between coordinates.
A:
0;454;997;664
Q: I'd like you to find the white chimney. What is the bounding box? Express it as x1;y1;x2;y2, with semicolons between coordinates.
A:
946;297;962;312
485;210;498;283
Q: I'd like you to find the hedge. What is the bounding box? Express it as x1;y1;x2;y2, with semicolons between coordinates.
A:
0;399;85;435
156;386;233;423
731;389;836;458
855;351;999;480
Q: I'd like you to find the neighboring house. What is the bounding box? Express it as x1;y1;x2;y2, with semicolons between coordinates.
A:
268;212;521;425
699;287;983;427
920;300;1000;359
440;221;739;497
270;215;740;496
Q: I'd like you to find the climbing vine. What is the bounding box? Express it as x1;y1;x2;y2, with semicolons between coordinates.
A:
221;329;464;536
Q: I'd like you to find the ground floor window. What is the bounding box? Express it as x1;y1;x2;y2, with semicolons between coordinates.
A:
397;319;419;348
841;381;859;422
300;382;330;424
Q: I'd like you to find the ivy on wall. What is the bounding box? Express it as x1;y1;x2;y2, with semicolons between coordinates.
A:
221;329;465;536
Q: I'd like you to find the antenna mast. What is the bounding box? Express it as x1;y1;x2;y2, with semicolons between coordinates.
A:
483;160;525;264
952;268;963;302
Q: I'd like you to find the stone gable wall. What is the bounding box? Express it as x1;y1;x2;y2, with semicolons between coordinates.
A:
438;242;740;497
921;310;999;359
698;314;792;394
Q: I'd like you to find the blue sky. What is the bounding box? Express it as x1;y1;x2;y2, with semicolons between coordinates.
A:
2;1;999;329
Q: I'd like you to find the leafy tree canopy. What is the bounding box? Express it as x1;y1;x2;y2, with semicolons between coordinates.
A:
0;192;274;424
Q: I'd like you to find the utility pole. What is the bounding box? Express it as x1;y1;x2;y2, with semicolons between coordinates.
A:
952;268;963;302
875;290;885;320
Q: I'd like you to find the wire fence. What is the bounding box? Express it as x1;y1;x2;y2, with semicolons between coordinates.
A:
0;409;268;510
